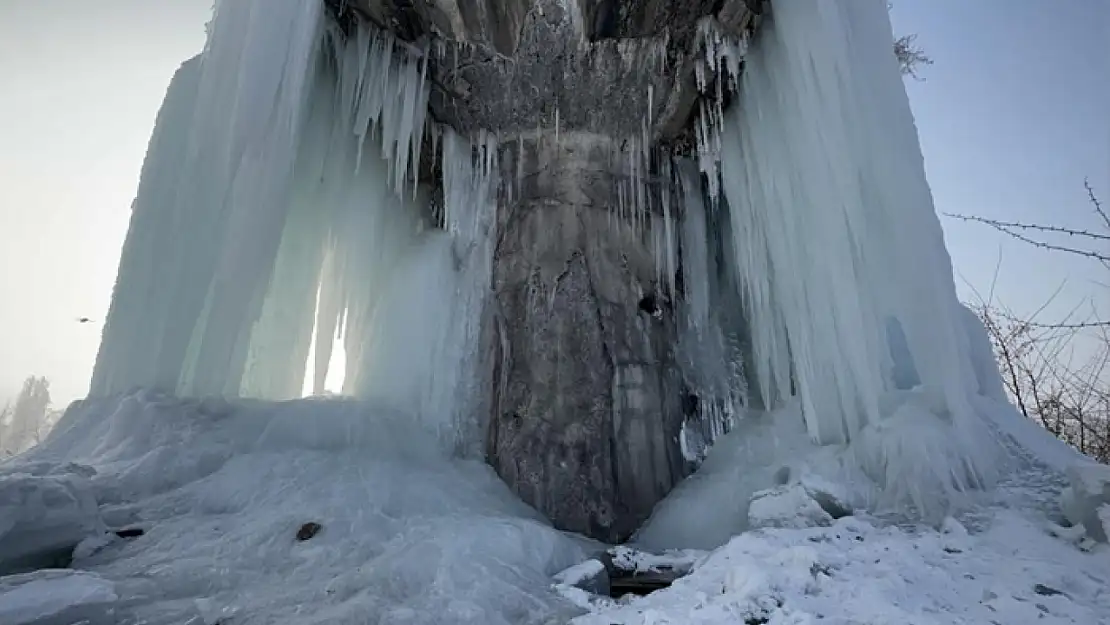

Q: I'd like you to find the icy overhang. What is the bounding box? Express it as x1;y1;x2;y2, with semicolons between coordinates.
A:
333;0;764;143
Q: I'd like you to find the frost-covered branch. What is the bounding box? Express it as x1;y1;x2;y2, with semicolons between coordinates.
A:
888;3;933;79
894;33;933;79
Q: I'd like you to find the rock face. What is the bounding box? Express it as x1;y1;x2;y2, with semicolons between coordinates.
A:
334;0;763;541
487;132;688;541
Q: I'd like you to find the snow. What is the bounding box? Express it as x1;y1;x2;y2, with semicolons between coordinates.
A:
554;559;606;587
0;569;116;625
608;546;703;576
3;391;1107;624
1061;462;1110;542
8;392;589;625
747;484;836;530
572;510;1110;625
633;405;871;551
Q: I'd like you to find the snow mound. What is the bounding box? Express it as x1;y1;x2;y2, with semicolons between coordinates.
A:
632;406;861;551
850;386;999;523
0;569;116;625
574;511;1110;624
13;391;589;625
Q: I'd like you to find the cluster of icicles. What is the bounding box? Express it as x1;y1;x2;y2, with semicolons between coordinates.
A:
93;0;996;510
91;0;500;452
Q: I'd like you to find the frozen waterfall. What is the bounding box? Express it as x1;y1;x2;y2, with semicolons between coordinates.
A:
90;0;1003;517
690;0;998;514
90;0;497;453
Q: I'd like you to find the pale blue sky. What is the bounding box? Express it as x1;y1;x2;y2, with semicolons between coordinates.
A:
891;0;1108;323
0;0;1106;405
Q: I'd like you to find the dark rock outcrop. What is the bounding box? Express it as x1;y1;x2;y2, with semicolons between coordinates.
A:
330;0;763;541
487;132;688;542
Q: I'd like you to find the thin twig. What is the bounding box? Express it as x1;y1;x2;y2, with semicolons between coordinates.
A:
945;212;1110;242
1086;178;1110;231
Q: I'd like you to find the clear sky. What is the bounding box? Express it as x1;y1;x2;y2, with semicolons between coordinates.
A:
0;0;1106;406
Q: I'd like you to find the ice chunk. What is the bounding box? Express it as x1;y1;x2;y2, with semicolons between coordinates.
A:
0;570;116;625
554;559;607;587
747;484;833;530
1060;462;1110;542
0;469;103;574
850;388;994;522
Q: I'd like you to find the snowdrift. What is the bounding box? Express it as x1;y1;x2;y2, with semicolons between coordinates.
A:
2;392;591;625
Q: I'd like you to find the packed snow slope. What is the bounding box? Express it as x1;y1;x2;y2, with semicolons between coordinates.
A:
2;391;1108;625
3;392;593;625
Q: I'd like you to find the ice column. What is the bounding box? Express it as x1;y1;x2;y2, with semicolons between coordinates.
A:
89;56;202;397
347;130;499;454
716;0;981;450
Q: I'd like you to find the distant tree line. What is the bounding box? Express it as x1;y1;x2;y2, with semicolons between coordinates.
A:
0;375;62;457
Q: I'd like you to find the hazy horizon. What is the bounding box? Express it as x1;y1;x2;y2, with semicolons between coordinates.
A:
0;0;1106;407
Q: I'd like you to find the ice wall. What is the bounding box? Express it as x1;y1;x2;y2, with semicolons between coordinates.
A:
92;0;329;398
687;0;995;511
90;0;496;452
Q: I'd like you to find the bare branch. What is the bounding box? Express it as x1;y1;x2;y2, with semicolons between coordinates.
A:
894;33;933;79
944;213;1110;242
945;212;1110;263
1086;178;1110;231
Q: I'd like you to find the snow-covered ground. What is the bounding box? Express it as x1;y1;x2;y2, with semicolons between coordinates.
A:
0;392;595;624
570;471;1110;625
570;508;1110;625
0;390;1107;625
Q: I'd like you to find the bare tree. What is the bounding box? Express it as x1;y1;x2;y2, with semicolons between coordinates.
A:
954;182;1109;462
895;33;934;79
0;376;53;457
889;2;934;79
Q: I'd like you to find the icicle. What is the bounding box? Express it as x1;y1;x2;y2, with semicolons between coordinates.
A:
715;0;994;516
93;2;438;401
349;129;499;456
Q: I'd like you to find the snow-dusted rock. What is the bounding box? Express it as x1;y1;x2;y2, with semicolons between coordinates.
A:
554;559;609;596
0;467;103;573
1060;462;1110;542
0;569;116;625
748;484;833;530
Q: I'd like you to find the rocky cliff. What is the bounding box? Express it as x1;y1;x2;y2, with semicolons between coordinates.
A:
328;0;763;542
